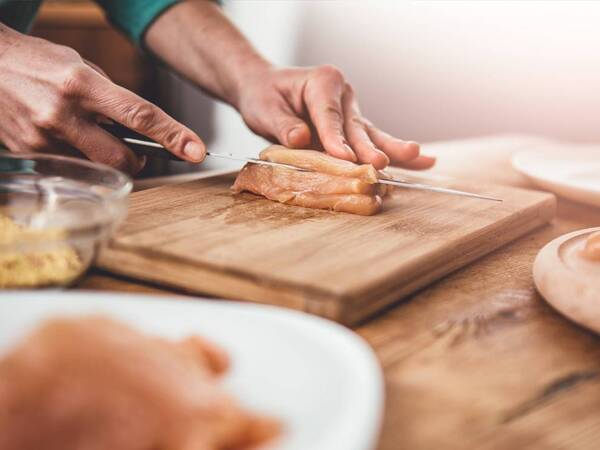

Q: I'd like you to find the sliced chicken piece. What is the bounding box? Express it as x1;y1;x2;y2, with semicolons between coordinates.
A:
0;316;279;450
583;231;600;261
288;192;383;216
234;162;377;195
260;145;380;184
232;164;383;216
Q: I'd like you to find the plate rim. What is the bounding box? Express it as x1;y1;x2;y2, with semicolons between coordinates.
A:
511;150;600;199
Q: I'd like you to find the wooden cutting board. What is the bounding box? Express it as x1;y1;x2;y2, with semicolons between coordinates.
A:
97;172;556;325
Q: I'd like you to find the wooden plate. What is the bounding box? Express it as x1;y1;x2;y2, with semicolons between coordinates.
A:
533;227;600;333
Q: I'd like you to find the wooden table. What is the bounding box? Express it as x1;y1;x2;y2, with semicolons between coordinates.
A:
78;136;600;450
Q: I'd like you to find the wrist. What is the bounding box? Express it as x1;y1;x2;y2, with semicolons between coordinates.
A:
226;53;272;109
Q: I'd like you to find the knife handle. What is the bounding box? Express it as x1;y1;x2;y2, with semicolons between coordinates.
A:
99;122;182;161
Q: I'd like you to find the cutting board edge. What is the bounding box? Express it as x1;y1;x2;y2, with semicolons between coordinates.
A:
96;244;341;315
347;191;558;300
340;192;557;324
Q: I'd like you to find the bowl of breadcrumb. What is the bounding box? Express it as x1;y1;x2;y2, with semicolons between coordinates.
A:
0;152;131;288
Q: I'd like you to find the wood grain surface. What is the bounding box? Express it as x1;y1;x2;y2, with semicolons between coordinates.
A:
79;135;600;450
360;136;600;450
97;170;555;325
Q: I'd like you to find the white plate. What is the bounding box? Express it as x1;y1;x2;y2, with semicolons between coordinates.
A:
512;150;600;207
0;292;384;450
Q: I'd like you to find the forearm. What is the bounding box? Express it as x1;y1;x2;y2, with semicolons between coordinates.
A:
0;22;20;56
144;0;271;108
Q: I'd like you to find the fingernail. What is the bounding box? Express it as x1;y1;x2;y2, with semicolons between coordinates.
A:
183;141;204;161
344;144;357;162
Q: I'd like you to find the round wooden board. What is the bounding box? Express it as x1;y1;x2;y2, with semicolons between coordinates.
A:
534;227;600;333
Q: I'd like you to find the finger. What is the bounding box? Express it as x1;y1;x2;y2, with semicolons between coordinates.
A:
83;59;109;79
278;110;311;149
366;124;421;165
303;65;356;161
257;98;312;148
80;70;205;163
63;120;144;174
342;85;389;169
49;136;148;170
393;154;436;170
179;430;212;450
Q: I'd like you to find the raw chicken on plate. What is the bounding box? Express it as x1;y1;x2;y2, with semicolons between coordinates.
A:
0;316;279;450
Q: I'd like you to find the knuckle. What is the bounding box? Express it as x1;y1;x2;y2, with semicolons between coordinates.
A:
55;44;80;61
362;119;375;131
60;64;90;96
349;115;366;128
33;104;63;133
163;128;186;153
322;104;343;122
125;103;157;131
318;64;344;81
344;82;355;94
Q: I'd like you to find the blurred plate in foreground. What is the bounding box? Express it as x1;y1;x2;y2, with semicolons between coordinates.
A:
0;292;383;450
512;150;600;207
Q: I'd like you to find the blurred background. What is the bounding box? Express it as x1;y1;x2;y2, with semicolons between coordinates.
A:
34;0;600;175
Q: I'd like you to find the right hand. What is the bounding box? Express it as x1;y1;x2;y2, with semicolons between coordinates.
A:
0;26;206;174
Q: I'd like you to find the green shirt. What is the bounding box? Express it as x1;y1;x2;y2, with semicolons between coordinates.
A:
0;0;181;45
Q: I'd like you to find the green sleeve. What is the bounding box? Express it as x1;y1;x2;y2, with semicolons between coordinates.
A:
93;0;181;46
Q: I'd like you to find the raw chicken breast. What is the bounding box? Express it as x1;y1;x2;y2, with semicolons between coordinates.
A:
0;316;279;450
232;163;383;216
234;162;377;195
260;145;380;184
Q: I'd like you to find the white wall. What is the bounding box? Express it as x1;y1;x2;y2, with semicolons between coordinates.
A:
165;0;600;171
291;0;600;143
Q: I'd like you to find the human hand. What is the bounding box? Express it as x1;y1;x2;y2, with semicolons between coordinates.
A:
0;26;206;174
236;65;436;170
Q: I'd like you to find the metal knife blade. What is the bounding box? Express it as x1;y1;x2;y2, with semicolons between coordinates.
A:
105;123;502;202
115;135;305;171
378;178;502;202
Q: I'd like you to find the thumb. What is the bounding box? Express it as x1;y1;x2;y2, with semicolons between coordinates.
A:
270;101;311;148
284;120;311;148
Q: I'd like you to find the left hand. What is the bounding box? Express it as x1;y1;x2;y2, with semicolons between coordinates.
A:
236;65;436;170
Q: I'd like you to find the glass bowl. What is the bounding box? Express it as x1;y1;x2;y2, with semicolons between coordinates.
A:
0;152;132;288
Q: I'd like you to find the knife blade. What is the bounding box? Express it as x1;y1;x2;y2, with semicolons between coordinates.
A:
102;123;502;202
378;178;502;202
100;123;304;171
118;136;304;171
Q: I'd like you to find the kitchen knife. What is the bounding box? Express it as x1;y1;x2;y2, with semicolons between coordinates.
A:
100;122;303;171
101;122;502;202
